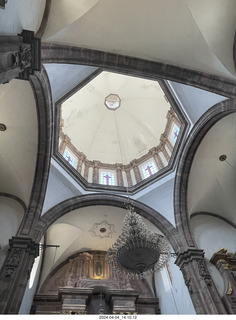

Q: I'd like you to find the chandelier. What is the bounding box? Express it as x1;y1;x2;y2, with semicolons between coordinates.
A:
106;204;171;279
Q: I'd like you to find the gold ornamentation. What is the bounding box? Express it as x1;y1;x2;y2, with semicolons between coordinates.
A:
227;281;232;295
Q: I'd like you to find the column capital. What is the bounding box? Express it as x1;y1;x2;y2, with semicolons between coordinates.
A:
175;248;205;268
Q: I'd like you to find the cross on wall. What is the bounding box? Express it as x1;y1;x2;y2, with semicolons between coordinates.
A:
103;174;111;185
145;165;153;176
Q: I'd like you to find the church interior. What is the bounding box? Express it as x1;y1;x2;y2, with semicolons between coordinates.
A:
0;0;236;315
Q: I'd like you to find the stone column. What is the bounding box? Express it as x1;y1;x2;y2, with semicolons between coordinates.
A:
175;249;227;314
115;163;124;187
167;108;181;128
84;161;90;181
124;167;133;187
0;237;39;314
160;144;170;162
130;160;142;183
92;161;100;184
161;133;174;153
160;135;171;160
59;134;71;155
77;153;86;174
0;30;41;84
149;147;164;170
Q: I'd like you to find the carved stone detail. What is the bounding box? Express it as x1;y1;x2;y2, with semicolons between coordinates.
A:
175;249;227;314
197;259;212;286
35;250;157;314
181;264;193;294
14;45;32;70
0;237;39;314
0;30;41;84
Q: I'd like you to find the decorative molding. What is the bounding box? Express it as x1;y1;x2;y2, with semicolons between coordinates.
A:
89;219;116;239
210;248;236;272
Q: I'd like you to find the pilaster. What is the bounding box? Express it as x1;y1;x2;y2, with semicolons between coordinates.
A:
130;160;142;183
115;163;124;187
175;249;227;314
0;237;39;314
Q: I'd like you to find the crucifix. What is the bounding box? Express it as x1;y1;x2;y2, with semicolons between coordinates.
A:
145;165;153;176
103;174;111;185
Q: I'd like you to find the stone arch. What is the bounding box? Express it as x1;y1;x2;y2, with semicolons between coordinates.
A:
174;98;236;248
34;193;181;252
17;66;53;238
41;44;236;98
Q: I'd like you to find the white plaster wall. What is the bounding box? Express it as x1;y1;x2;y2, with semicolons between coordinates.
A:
44;64;98;102
191;215;236;260
169;81;226;124
41;160;89;215
0;0;46;35
0;197;24;269
137;177;175;226
154;259;195;314
190;215;236;296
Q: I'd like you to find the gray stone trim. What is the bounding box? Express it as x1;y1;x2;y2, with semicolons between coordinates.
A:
175;249;227;314
17;66;53;237
41;43;236;98
35;0;52;38
0;192;27;212
174;99;236;248
190;212;236;229
34;193;181;253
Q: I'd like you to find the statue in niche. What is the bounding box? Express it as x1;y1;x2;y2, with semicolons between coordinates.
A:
94;260;103;277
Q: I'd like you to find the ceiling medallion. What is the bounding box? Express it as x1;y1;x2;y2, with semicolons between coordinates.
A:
105;94;121;110
89;218;115;239
0;123;7;131
106;205;171;279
